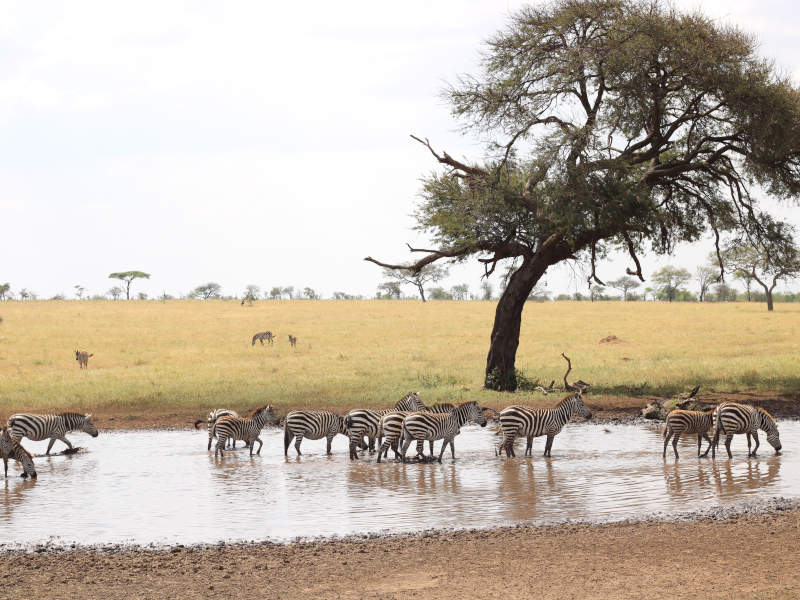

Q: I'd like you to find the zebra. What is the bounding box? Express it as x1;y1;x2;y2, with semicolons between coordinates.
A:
75;350;93;369
194;408;239;450
498;391;591;458
712;402;782;458
344;392;425;460
662;409;715;459
284;411;349;456
288;334;297;348
375;400;451;463
7;413;99;455
251;331;275;346
1;427;36;479
399;401;486;463
213;404;277;458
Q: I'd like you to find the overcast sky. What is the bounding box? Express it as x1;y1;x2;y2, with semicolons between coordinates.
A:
2;1;800;299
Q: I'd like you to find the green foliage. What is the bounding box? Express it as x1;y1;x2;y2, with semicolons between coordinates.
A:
109;271;150;300
190;282;222;300
0;283;10;300
652;266;692;302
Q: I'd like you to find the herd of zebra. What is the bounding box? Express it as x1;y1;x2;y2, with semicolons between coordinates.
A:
0;394;784;479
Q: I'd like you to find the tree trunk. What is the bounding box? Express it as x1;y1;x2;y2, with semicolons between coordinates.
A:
485;254;550;391
417;283;426;302
766;291;774;311
125;280;131;300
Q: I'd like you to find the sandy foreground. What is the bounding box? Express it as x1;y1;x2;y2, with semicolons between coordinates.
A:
3;509;799;600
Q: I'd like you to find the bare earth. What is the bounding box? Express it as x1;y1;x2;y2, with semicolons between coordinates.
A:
3;510;799;599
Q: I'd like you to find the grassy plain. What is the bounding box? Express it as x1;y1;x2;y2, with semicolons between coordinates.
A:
0;299;798;422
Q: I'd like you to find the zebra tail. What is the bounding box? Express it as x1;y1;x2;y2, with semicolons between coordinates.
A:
193;419;205;429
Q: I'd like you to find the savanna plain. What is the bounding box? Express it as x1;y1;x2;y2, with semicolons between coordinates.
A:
2;300;799;599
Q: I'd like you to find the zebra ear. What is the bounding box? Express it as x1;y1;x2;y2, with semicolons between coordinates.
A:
85;413;93;420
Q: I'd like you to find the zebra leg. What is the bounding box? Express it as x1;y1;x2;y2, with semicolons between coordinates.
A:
215;438;225;458
701;434;713;457
416;440;425;459
255;437;263;455
672;432;680;459
399;437;413;463
377;439;391;463
504;434;516;458
750;432;760;457
525;436;533;457
725;434;733;459
284;427;293;456
326;434;334;455
294;434;304;456
46;438;57;455
348;433;360;460
544;434;554;457
207;433;213;451
663;430;672;458
437;439;449;463
746;433;752;456
449;438;456;460
428;440;433;457
3;456;7;477
697;434;702;457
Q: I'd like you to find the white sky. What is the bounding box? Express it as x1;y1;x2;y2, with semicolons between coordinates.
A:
2;0;800;299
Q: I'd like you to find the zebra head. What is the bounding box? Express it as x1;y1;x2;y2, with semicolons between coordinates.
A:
758;409;781;453
18;447;37;479
396;391;424;411
569;392;592;420
82;414;99;437
458;401;487;427
252;404;278;425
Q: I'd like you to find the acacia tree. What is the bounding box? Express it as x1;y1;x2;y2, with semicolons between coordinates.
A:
722;239;800;310
191;282;222;299
608;276;640;301
0;283;10;300
109;271;150;300
696;264;718;302
366;0;800;390
652;266;691;301
380;265;448;302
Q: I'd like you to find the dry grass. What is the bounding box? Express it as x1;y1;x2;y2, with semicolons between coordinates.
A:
0;300;798;416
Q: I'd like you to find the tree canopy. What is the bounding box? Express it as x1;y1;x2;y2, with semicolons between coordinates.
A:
109;271;150;300
366;0;800;390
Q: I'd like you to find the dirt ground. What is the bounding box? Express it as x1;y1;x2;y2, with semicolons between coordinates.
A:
87;390;800;430
3;509;798;599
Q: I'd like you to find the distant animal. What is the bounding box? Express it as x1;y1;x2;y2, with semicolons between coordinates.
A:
75;350;93;369
288;334;297;348
399;401;487;463
7;413;99;455
344;392;425;460
251;331;275;346
284;411;349;456
498;391;591;458
1;427;36;479
662;409;715;459
214;405;277;458
712;402;781;458
194;409;239;450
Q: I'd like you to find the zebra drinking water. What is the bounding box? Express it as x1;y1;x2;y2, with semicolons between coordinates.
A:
284;411;349;456
662;409;715;459
213;404;277;458
194;408;239;450
251;331;275;346
7;413;99;455
344;392;425;460
1;427;36;479
398;401;486;463
712;402;782;458
498;392;591;458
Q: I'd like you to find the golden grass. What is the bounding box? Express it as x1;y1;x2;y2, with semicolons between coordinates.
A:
0;300;798;416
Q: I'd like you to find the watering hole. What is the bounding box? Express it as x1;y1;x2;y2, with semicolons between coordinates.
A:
2;422;799;547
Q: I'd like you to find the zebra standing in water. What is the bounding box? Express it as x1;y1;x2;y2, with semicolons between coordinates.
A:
251;331;275;346
284;411;349;456
214;404;277;458
1;427;37;479
662;409;715;459
195;408;239;450
344;392;425;460
399;401;486;463
7;413;99;455
498;392;591;458
712;402;782;458
375;401;456;462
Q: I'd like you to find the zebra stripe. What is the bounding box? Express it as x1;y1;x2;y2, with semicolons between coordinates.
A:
7;413;99;455
1;427;36;479
214;405;276;458
498;392;591;458
399;401;486;463
284;411;348;456
712;402;781;458
663;409;714;459
251;331;275;346
195;408;239;450
344;392;425;459
376;402;458;462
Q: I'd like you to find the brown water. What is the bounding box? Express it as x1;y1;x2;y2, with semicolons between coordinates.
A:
1;422;798;547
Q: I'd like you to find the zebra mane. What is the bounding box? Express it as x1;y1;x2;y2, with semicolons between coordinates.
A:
248;404;273;418
555;393;580;407
757;407;776;425
60;412;88;421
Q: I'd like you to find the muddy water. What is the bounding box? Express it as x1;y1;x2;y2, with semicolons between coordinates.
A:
1;422;798;547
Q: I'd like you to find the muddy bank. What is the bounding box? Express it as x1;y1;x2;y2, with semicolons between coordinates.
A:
3;502;799;599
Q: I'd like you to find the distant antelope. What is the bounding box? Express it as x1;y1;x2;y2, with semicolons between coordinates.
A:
288;334;297;348
75;350;93;368
251;331;275;346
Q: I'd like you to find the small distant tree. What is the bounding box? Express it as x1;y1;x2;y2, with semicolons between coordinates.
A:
159;292;174;302
589;285;606;302
450;284;469;300
722;239;800;311
0;283;10;301
242;285;261;305
428;287;453;300
191;282;222;300
269;287;282;300
282;286;295;300
733;269;755;301
137;292;148;300
302;287;320;300
18;288;35;301
526;283;550;302
74;285;86;300
713;282;737;302
50;293;65;300
333;291;356;300
381;265;448;302
652;267;691;302
480;281;493;301
695;265;718;302
608;276;641;302
108;286;124;300
109;271;150;300
377;282;402;299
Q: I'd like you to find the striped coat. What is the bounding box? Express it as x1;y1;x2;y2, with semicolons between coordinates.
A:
1;427;36;479
214;405;277;458
251;331;275;346
663;409;714;458
7;413;99;455
498;392;591;458
712;402;782;458
195;408;239;450
376;403;454;463
284;411;348;456
399;401;486;463
344;392;425;459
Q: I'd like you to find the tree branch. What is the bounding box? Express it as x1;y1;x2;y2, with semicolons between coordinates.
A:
622;231;645;281
410;135;487;177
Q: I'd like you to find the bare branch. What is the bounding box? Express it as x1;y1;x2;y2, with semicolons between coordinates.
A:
410;135;487;177
622;231;645;281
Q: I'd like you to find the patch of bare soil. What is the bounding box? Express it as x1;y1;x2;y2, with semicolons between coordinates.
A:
3;510;799;599
599;334;626;344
